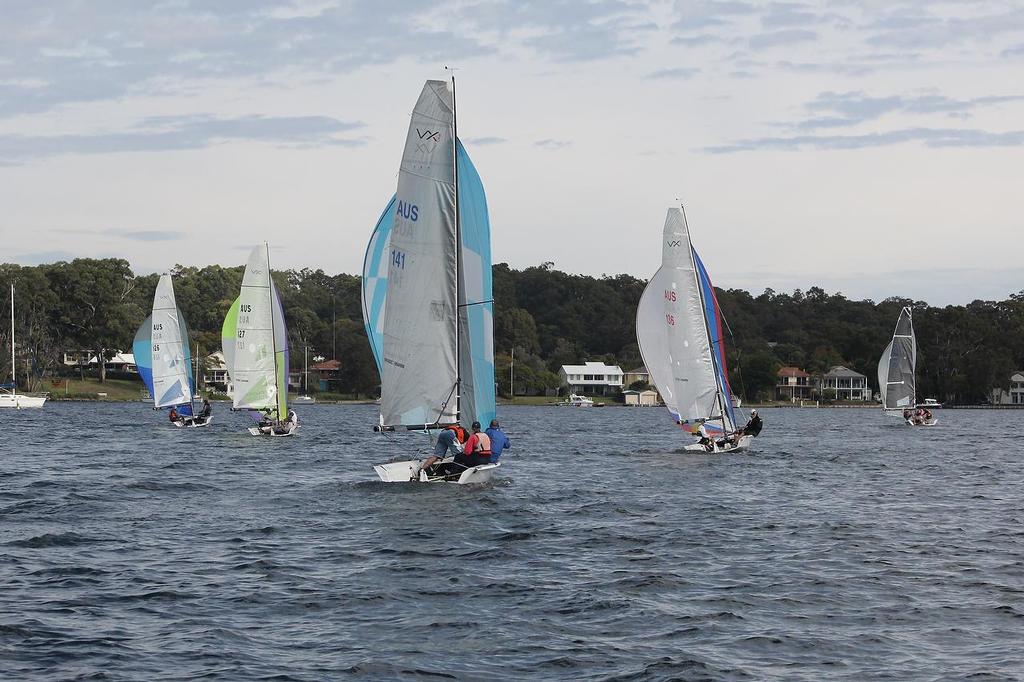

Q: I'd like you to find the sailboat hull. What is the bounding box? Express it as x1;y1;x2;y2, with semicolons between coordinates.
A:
682;434;754;453
906;418;939;427
247;421;298;437
173;416;212;428
0;394;47;408
373;458;500;484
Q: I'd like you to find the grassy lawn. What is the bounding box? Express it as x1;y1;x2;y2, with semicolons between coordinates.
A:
41;377;148;401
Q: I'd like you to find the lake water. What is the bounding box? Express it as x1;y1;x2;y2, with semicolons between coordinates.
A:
2;403;1022;680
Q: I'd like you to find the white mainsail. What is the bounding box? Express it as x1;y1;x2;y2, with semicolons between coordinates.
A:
636;208;734;435
230;243;289;420
878;306;916;411
150;274;192;409
379;80;459;428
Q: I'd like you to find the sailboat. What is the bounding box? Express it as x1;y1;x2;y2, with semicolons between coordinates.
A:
636;207;752;453
362;77;498;483
293;347;315;403
1;284;47;408
221;243;296;436
878;306;937;426
133;274;209;426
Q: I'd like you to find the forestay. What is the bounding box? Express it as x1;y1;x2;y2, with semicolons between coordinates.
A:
636;208;735;436
378;80;459;428
878;306;916;410
228;244;289;421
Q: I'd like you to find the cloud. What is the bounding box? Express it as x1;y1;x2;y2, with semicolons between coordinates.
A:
0;114;365;164
113;230;184;242
647;67;701;79
463;136;507;146
704;127;1024;153
748;28;817;49
788;91;1024;131
864;6;1024;49
15;250;78;264
1002;43;1024;57
534;138;571;150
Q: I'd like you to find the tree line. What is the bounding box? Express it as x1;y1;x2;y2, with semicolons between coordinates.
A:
2;259;1021;403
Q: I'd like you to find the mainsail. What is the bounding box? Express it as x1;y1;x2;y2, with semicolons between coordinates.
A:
362;79;495;430
133;274;194;415
878;306;916;410
636;208;736;436
224;244;289;420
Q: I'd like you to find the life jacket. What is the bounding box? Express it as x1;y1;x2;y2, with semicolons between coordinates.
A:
471;432;492;456
450;425;468;443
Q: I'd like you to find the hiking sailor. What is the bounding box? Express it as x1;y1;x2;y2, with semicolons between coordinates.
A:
737;409;763;437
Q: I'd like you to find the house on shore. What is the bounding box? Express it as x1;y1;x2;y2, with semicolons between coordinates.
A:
776;367;812;401
990;370;1024;405
558;361;623;396
622;366;650;389
820;365;871;401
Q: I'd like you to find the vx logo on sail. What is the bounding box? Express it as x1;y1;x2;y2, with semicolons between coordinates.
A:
415;128;441;154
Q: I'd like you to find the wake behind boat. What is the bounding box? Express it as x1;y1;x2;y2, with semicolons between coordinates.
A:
362;77;499;484
222;243;297;436
878;306;937;426
134;274;210;427
636;207;759;454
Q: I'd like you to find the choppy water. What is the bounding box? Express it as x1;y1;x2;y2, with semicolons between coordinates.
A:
2;402;1022;680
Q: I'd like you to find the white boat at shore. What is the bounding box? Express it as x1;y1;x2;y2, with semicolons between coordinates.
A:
1;284;47;409
561;393;594;407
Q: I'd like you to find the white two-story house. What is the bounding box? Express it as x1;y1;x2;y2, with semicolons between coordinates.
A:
558;361;624;396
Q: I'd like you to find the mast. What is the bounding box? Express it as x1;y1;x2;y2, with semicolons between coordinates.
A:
451;72;462;424
10;284;15;397
264;242;281;419
681;205;730;433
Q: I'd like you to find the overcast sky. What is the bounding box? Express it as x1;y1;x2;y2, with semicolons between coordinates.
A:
1;0;1022;305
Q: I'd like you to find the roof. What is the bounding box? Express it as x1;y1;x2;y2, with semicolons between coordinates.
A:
824;365;866;378
623;389;658;395
88;352;135;365
625;366;649;375
311;359;341;371
777;366;810;378
560;362;623;374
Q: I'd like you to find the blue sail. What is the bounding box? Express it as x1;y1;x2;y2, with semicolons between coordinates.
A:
694;251;737;431
133;315;155;400
456;140;496;429
361;195;396;376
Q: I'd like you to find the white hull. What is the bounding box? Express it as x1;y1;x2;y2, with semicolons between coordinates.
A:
0;393;47;409
906;418;939;427
248;421;298;437
682;434;754;453
293;395;316;404
373;457;500;484
173;416;212;428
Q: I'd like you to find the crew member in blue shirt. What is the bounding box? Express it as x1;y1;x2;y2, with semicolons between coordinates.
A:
485;419;510;463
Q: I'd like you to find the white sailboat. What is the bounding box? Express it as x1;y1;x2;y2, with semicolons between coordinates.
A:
878;306;937;426
362;77;498;484
293;347;315;403
222;243;296;436
636;207;752;453
133;274;209;427
1;284;47;408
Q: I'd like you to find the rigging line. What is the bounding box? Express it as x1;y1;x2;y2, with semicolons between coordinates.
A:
458;299;494;308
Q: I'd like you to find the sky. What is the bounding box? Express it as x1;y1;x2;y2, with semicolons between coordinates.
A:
1;0;1022;305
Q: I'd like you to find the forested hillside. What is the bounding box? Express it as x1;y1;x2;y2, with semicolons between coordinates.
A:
2;259;1021;403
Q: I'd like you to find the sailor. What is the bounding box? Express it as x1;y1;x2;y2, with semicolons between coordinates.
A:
485;419;510;463
198;399;212;419
738;409;763;437
421;424;465;472
168;407;180;423
459;421;492;467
